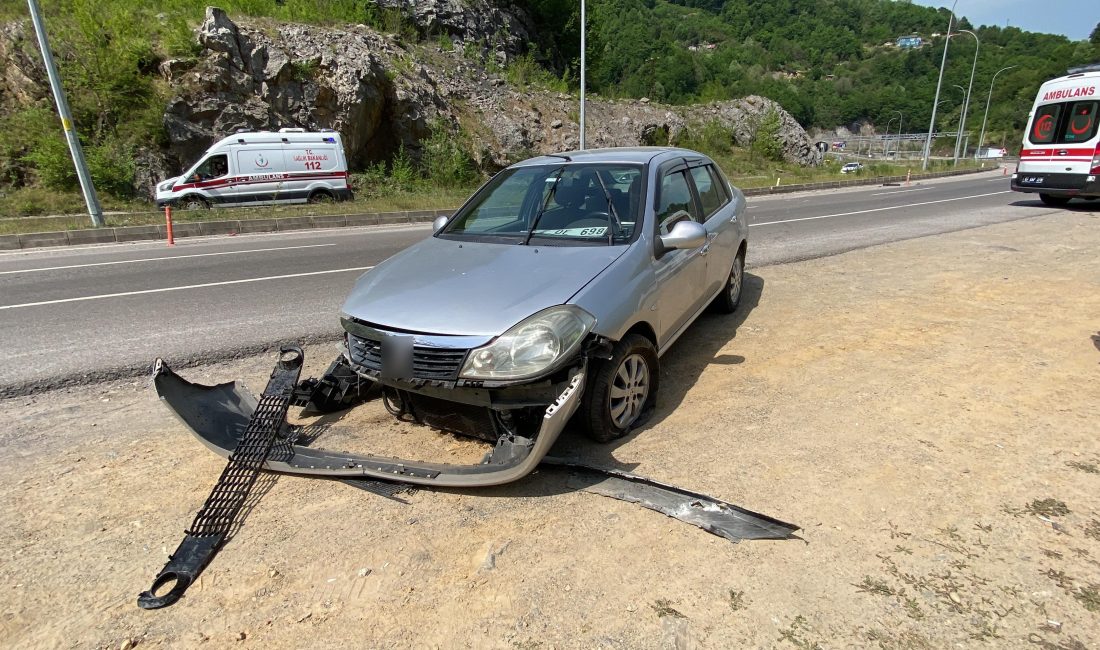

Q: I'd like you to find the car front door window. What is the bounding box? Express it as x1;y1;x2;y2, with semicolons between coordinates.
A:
655;170;700;235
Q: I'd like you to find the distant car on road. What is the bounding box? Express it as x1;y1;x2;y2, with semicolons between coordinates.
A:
840;162;864;174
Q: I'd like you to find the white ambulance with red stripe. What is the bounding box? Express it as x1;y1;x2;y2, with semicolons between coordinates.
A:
1011;64;1100;206
155;128;352;209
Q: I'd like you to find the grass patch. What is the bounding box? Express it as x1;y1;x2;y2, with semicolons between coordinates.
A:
1074;584;1100;612
727;589;747;612
1065;460;1099;474
650;598;686;619
1085;520;1100;541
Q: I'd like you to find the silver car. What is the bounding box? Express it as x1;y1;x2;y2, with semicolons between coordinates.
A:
337;147;747;485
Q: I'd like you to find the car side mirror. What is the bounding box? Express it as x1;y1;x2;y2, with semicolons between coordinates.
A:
432;215;449;233
657;219;706;257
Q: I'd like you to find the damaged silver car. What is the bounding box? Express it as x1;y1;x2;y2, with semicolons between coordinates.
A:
335;147;747;484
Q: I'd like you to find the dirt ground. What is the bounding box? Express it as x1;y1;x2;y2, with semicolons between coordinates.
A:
2;208;1099;649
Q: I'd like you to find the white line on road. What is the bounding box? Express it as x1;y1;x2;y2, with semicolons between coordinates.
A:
988;176;1011;181
869;187;930;196
0;266;374;311
0;243;336;275
749;191;1011;228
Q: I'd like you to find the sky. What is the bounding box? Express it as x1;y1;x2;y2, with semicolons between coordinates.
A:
912;0;1097;41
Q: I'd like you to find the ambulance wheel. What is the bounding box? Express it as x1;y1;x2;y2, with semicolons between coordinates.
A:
179;195;209;210
308;190;335;204
1039;194;1070;207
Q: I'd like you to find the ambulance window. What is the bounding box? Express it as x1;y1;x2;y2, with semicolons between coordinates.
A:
1029;104;1061;144
192;154;228;181
1062;101;1098;143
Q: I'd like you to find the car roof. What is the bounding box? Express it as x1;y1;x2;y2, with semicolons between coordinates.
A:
512;147;707;168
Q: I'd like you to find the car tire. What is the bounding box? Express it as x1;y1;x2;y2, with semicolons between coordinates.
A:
179;195;208;210
1039;193;1071;207
580;334;659;443
308;190;335;204
711;249;745;314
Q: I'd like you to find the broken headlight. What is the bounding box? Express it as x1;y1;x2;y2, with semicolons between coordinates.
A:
460;306;595;380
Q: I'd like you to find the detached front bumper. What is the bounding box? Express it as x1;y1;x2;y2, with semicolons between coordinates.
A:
153;357;586;487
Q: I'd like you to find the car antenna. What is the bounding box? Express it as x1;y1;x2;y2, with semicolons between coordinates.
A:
592;170;626;245
545;153;573;161
523;164;567;246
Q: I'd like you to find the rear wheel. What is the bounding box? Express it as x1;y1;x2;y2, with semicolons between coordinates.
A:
1039;193;1071;207
581;334;659;442
308;190;335;204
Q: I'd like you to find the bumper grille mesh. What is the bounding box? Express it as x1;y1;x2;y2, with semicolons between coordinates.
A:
347;333;468;381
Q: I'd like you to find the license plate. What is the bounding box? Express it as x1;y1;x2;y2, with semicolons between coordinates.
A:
380;334;414;378
1020;175;1045;185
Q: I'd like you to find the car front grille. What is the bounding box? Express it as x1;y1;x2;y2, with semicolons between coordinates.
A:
347;333;468;381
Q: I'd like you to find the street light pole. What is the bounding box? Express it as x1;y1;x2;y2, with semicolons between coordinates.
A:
26;0;104;227
922;1;956;171
885;116;898;154
952;84;967;160
892;110;903;157
976;65;1016;159
952;29;979;165
579;0;586;150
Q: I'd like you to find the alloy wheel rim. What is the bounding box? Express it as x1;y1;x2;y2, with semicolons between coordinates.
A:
728;258;743;302
609;353;650;429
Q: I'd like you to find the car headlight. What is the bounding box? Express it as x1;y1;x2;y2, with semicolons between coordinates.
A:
460;306;595;380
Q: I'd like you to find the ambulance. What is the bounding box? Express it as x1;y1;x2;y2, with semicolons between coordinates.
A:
155;129;352;209
1011;64;1100;206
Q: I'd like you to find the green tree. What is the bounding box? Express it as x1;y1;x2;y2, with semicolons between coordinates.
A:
752;110;785;162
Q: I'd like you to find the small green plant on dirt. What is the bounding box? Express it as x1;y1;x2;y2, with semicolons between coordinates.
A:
727;589;747;612
650;598;686;619
1074;584;1100;612
777;615;823;650
1006;498;1071;517
854;576;898;597
1065;460;1099;474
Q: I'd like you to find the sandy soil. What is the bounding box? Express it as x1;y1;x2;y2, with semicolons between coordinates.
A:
2;208;1099;649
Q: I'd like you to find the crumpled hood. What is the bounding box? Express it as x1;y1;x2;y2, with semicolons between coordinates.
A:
341;236;625;335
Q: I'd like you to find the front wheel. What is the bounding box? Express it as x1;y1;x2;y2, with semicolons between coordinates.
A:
580;334;659;443
178;195;209;211
1039;193;1071;207
711;250;745;314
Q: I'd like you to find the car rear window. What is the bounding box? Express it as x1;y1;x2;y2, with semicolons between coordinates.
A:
1029;103;1062;144
1062;100;1099;143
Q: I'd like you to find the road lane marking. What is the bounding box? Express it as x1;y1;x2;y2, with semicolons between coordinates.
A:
0;266;374;311
988;177;1011;181
0;244;336;275
869;187;930;196
749;191;1011;228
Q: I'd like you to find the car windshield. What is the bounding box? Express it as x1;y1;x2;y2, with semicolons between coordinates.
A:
440;163;643;245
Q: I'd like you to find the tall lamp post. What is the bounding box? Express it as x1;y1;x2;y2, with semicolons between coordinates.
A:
976;65;1016;159
952;83;967;152
26;0;103;227
952;29;979;165
579;0;586;150
885;116;899;154
922;1;957;171
892;110;903;157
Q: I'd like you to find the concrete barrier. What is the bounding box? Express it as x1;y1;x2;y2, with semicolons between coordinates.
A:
66;229;118;245
114;225;163;242
376;212;407;225
199;220;241;236
345;213;381;227
19;231;71;248
235;218;278;233
163;222;202;239
0;234;22;250
275;216;314;231
311;215;347;228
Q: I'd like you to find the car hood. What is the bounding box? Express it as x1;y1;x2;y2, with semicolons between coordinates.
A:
341;236;625;335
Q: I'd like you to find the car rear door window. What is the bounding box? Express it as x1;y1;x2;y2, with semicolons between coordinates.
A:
689;165;727;218
1029;104;1062;144
656;170;700;234
1062;101;1099;143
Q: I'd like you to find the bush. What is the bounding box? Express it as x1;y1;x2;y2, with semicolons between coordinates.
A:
422;123;476;188
86;141;136;197
23;136;79;191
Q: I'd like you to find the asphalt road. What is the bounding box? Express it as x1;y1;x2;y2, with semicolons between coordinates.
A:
0;170;1073;393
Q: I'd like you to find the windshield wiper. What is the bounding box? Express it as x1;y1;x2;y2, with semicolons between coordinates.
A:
592;171;627;245
523;164;566;246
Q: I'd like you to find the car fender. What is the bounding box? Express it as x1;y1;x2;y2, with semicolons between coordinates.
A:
569;236;660;344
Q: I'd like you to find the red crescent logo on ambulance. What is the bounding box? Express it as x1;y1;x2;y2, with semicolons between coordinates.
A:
255;155;269;168
1033;114;1054;140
